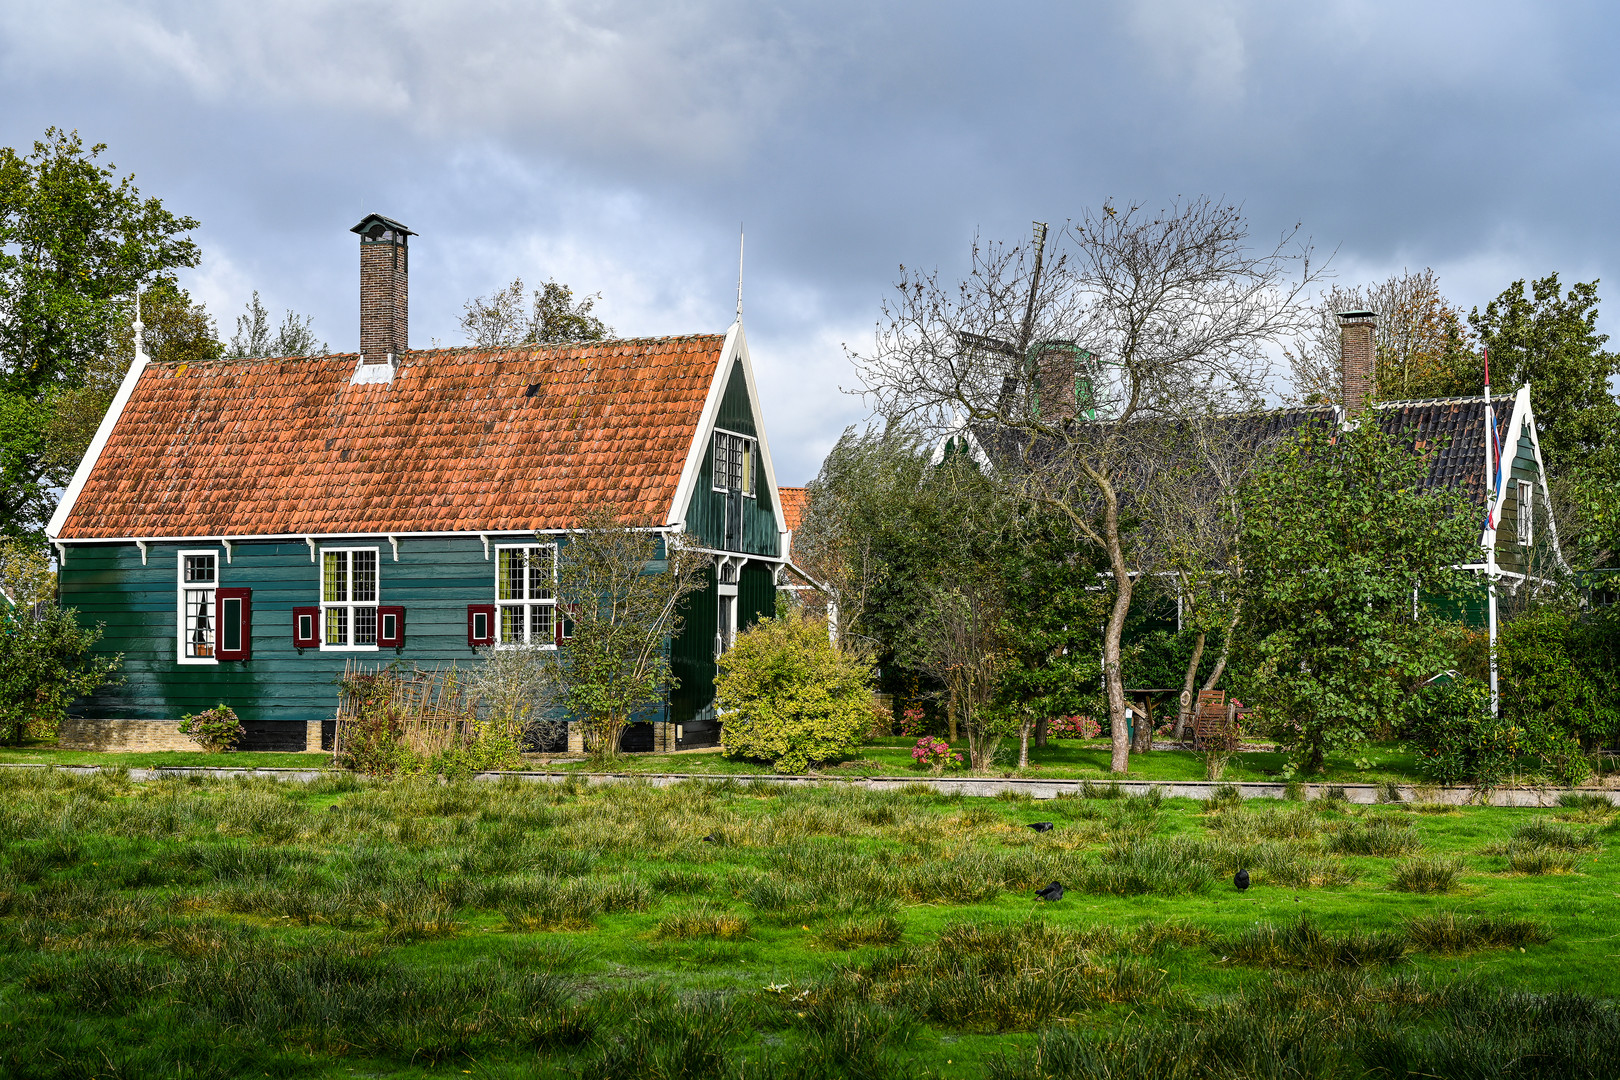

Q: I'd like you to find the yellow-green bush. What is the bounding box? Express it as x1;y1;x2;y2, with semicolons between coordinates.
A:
715;612;873;773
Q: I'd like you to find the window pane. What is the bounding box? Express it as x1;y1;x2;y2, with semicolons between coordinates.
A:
500;605;523;644
499;549;524;600
531;604;554;642
323;551;347;602
354;605;377;646
352;551;377;603
532;546;555;601
325;606;348;645
185;588;215;658
184;554;216;584
741;442;753;495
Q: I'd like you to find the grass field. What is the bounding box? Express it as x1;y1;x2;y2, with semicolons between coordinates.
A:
4;768;1620;1078
0;737;1439;784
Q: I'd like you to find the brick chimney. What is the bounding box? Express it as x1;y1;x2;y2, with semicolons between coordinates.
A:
351;213;414;363
1033;345;1078;422
1336;309;1377;415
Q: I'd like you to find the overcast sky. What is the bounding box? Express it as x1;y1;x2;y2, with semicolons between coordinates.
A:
2;1;1614;484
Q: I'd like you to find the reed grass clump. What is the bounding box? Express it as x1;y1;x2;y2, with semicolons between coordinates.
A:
817;914;904;950
1222;915;1407;969
1391;855;1464;893
653;906;751;940
1403;910;1550;953
1505;846;1580;875
1510;818;1600;852
1330;816;1421;856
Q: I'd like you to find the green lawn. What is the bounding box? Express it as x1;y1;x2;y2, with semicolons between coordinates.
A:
3;768;1620;1077
544;737;1432;785
1;737;1436;784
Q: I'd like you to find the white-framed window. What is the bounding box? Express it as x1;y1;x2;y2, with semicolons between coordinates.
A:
712;430;755;496
715;556;741;659
177;550;219;664
1517;479;1535;547
496;543;558;647
322;547;379;649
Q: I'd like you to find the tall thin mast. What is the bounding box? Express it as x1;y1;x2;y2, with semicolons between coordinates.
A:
1483;347;1500;718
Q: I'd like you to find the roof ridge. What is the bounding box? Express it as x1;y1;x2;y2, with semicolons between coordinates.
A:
153;333;728;367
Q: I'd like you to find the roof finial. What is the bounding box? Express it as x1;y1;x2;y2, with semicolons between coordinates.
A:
132;287;148;363
736;226;745;322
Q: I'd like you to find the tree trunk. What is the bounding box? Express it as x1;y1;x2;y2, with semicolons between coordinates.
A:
948;698;958;742
1034;714;1048;748
1174;630;1207;742
1018;717;1032;768
1201;602;1243;692
1102;492;1134;774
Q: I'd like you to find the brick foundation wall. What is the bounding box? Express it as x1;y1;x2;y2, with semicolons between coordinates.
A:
59;718;204;752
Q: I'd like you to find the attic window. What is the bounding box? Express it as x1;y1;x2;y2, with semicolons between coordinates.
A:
1518;480;1535;547
713;431;755;497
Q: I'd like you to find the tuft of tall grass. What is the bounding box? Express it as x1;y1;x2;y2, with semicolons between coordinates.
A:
1330;816;1421;856
579;987;739;1080
1202;783;1243;812
1557;792;1617;822
1505;846;1580;875
1510;818;1600;851
1078;840;1214;896
650;867;710;895
1403;910;1550;953
654;906;751;940
1391;855;1464;893
1222;915;1407;969
816;915;904;950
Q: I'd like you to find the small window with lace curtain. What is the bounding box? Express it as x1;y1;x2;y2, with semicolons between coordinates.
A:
322;548;379;648
1517;480;1535;547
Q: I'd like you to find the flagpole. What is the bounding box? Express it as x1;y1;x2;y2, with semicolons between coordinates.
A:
1483;348;1500;719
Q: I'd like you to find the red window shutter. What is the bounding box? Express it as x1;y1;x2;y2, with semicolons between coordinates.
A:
378;605;405;648
467;603;495;647
216;588;252;661
292;606;319;649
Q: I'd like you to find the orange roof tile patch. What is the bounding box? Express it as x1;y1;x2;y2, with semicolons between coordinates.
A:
778;486;808;533
58;335;727;539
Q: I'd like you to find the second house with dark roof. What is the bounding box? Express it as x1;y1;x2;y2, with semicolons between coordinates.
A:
47;214;788;753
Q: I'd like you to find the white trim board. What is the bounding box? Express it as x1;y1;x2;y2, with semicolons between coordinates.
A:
47;340;150;540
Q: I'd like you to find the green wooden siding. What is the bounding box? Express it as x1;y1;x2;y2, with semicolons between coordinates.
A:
683;359;780;556
667;558;777;725
1492;428;1546;577
61;536;530;725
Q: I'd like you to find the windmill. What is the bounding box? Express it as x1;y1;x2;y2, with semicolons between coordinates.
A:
957;222;1099;421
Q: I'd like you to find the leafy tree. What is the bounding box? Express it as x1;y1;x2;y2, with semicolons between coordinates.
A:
1288;269;1478;404
226;290;326;358
460;277;612;347
716;610;874;773
553;511;706;759
45;279;221;471
0;604;121;744
1233;419;1475;772
0;130;199;538
0;537;53;608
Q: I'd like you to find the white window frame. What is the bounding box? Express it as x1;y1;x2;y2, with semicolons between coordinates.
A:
495;543;558;649
1517;479;1535;547
715;555;742;659
177;549;220;665
712;429;756;498
321;546;380;651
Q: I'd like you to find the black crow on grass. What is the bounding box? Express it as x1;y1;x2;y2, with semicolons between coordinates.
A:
1036;881;1064;902
1028;822;1054;832
1234;869;1250;891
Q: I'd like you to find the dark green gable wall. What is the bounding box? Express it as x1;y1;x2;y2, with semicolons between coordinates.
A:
61;537;528;728
668;561;776;726
683;359;781;557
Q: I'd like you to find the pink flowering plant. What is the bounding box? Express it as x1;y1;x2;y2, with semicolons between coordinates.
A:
1049;715;1102;740
911;736;963;774
898;706;928;738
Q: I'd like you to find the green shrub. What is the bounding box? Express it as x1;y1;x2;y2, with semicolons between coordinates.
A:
1410;678;1520;786
177;703;245;753
716;610;875;774
0;603;121;744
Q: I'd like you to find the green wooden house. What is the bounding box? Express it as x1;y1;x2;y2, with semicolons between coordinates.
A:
46;215;788;752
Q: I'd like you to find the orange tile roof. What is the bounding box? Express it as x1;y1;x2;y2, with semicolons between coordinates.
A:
778;486;808;534
57;335;727;539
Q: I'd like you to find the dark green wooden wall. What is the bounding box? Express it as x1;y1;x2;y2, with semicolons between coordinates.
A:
684;360;781;557
667;558;777;725
62;536;537;726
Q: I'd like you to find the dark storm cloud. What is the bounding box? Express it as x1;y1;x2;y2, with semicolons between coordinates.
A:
1;1;1614;482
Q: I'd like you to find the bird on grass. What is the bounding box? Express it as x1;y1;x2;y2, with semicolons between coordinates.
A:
1234;869;1250;891
701;834;717;843
1027;822;1054;833
1036;881;1064;902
